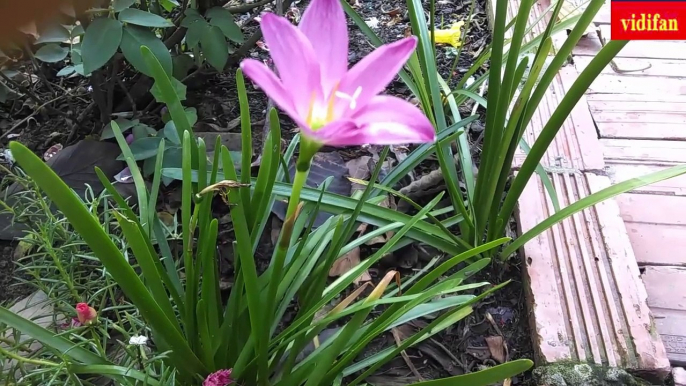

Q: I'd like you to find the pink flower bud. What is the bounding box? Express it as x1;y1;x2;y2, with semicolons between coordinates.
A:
203;369;233;386
75;303;97;326
125;133;135;144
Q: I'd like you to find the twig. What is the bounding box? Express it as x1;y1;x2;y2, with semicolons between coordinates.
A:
225;0;275;14
1;94;74;140
89;68;110;125
22;40;55;94
391;328;424;382
0;71;68;119
225;0;296;68
106;61;119;119
117;76;137;119
69;102;96;143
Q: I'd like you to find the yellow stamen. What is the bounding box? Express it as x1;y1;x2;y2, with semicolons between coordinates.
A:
305;91;317;127
306;83;340;130
326;82;340;123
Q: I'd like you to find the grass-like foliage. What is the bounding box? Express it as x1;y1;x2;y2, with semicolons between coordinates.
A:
2;0;685;384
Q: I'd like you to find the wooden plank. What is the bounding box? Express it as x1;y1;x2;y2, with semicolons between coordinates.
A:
575;56;686;78
513;66;605;170
589;100;686;114
616;193;686;266
602;139;686;164
606;163;686;195
595;1;611;25
587;93;686;104
574;34;686;60
586;174;670;375
515;171;670;377
597;122;686;140
616;194;686;226
642;266;686;365
624;221;686;266
588;75;686;96
594;111;686;125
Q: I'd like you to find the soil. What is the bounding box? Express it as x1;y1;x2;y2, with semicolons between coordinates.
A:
0;0;534;383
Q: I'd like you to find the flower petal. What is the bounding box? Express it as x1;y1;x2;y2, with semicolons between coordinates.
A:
240;59;310;129
336;37;417;114
259;13;322;116
348;95;435;145
302;119;359;146
299;0;348;92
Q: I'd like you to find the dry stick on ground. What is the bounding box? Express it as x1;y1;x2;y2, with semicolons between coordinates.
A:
21;41;55;94
226;0;276;13
0;71;69;120
106;61;120;119
1;93;84;140
117;76;137;120
67;102;96;143
392;327;424;381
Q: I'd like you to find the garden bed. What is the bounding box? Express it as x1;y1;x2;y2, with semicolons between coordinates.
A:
0;0;535;384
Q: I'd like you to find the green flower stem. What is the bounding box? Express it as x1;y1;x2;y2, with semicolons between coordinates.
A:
261;140;318;383
0;344;58;367
283;164;310;233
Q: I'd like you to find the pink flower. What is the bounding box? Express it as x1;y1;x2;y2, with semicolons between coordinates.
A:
75;303;97;326
203;369;233;386
125;133;135;144
239;0;435;147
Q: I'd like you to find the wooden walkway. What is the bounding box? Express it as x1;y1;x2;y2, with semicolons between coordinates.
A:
504;0;686;381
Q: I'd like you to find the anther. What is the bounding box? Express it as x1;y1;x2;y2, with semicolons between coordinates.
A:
335;86;363;110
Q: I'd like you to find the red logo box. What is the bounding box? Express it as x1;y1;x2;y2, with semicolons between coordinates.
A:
611;1;686;40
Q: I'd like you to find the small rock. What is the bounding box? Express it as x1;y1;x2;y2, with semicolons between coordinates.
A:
674;367;686;386
2;291;65;376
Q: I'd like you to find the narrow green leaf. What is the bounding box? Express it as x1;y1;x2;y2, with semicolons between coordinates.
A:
519;138;560;212
69;364;161;385
8;141;206;376
141;46;192;139
0;307;109;364
117;137;164;161
112;211;181;334
503;164;686;257
409;359;533;385
499;39;629;225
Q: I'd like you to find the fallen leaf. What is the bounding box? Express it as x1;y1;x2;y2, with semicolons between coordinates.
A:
329;247;371;285
485;335;506;364
345;156;371;193
157;211;175;228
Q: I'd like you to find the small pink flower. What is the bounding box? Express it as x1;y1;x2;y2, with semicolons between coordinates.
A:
125;133;135;144
75;303;97;326
203;369;233;386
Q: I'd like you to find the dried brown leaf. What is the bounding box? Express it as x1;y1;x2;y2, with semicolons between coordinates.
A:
328;247;371;284
485;335;506;363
